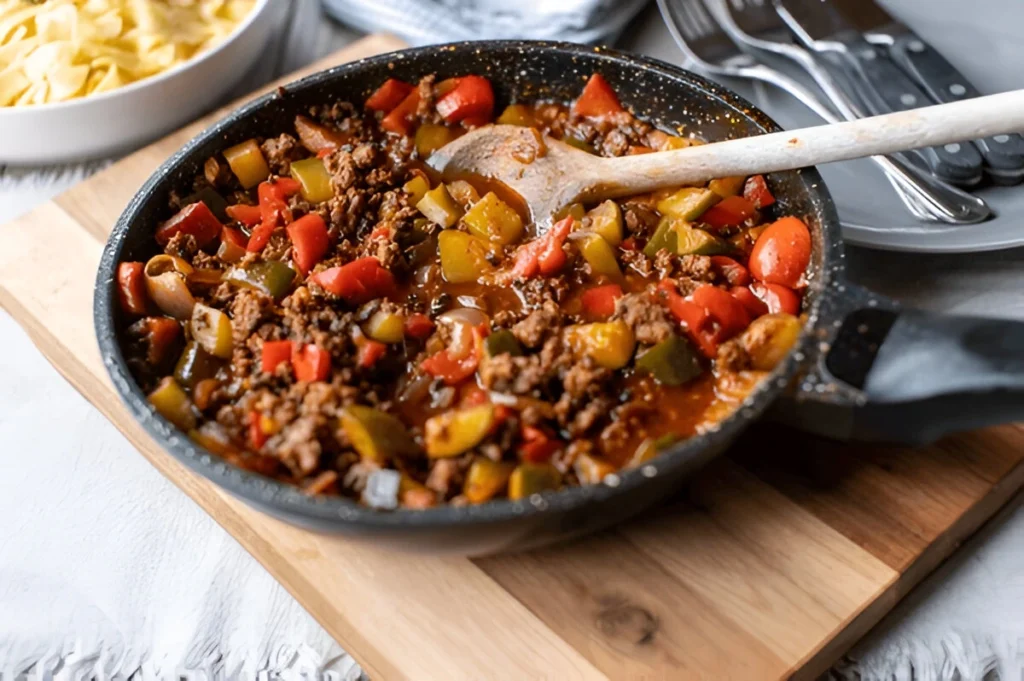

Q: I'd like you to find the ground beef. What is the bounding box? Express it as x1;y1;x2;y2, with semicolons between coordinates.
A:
620;249;653;277
261;133;302;175
599;399;655;457
614;293;675;345
716;337;750;373
512;299;562;349
204;156;233;188
623;201;660;236
425;458;460;495
230;289;273;345
163;232;197;259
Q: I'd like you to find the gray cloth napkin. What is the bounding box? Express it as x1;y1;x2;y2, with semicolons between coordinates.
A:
321;0;649;45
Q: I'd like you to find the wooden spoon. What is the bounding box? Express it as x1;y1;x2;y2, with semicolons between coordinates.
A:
429;89;1024;226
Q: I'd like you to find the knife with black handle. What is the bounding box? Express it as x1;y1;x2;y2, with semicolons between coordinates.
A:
873;31;1024;185
775;0;986;187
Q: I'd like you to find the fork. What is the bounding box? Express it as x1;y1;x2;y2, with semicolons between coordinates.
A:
655;0;992;225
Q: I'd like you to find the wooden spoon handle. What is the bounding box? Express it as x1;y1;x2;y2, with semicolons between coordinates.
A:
599;89;1024;195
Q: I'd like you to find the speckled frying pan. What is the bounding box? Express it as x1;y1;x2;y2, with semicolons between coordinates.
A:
94;41;1024;555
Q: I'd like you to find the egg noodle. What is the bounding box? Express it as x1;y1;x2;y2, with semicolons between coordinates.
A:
0;0;256;106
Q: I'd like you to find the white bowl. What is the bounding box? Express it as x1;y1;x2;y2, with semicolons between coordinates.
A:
0;0;277;166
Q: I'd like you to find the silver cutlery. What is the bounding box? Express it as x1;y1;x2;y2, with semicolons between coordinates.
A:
774;0;985;187
655;0;991;224
858;1;1024;185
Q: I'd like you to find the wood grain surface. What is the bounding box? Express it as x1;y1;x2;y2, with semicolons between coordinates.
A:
1;35;1022;681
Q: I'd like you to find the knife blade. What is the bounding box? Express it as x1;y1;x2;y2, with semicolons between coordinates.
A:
857;7;1024;184
774;0;985;186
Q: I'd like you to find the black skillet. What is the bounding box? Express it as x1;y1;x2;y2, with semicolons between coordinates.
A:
94;41;1024;555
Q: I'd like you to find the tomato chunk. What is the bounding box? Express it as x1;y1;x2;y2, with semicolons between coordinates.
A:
117;262;147;316
730;286;769;318
518;426;561;463
155;201;223;248
365;78;413;113
286;213;330;275
421;348;479;385
749;216;811;288
573;73;623;118
709;256;751;287
381;89;421;135
262;340;294;373
436;75;495;124
701;195;757;231
580;284;624;318
311;257;397;304
691;284;751;342
226;203;262;227
751;282;802;315
743;174;776;209
291;344;331;382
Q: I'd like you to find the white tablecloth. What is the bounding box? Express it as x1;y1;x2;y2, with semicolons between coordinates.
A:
1;1;1022;679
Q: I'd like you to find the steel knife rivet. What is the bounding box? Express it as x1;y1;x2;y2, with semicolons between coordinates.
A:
945;143;962;153
949;84;967;96
908;40;926;52
994;134;1010;143
900;94;917;106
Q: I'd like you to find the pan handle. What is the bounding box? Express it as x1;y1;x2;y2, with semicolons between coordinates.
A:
772;285;1024;443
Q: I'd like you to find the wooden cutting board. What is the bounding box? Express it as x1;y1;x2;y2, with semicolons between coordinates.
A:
2;34;1023;681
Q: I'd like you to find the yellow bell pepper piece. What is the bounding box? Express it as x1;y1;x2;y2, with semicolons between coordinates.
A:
417;184;463;228
464;459;514;503
364;310;405;344
446;180;481;207
566;320;635;369
190;302;233;359
438;230;495;283
657;187;720;221
290;157;334;203
554;202;586;222
674;222;732;256
742;313;802;371
415;123;456;158
148;377;196;431
340;405;419;463
223;139;270;189
585;200;623;247
508;463;560;500
462;191;524;245
425;404;495;458
709;175;747;198
403;175;430;206
575;232;622;278
496;104;535;127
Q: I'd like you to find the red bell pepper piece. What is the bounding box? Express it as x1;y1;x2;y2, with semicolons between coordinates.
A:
751;282;802;316
248;410;267;450
435;75;495;124
730;286;769;319
580;284;624;318
573;73;623;118
380;89;421;136
435;77;462;98
273;177;302;195
518;426;561;463
743;174;776;209
310;257;397;304
357;340;387;368
459;384;490;408
286;213;330;275
421;328;482;386
294;115;348;154
656;280;716;358
511;216;574;279
131;317;182;366
155;201;223;248
620;237;639;251
365;78;414;113
222;226;249;249
691;284;751;342
261;340;293;373
403;313;434;340
701;195;758;231
291;344;331;382
248;181;295;253
709;255;751;287
117;262;147;316
226;204;262;227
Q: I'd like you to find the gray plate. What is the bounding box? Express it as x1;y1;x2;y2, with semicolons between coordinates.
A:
631;0;1024;253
